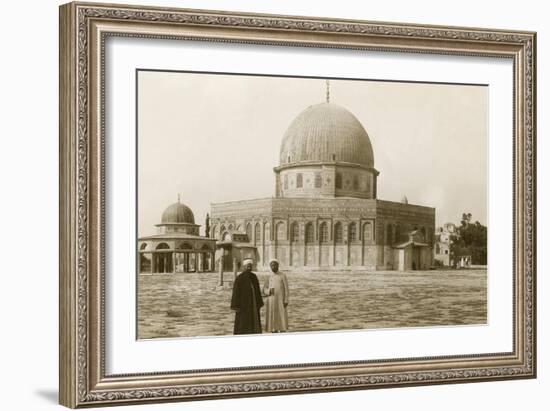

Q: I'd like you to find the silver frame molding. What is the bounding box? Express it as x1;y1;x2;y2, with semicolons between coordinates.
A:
59;2;536;408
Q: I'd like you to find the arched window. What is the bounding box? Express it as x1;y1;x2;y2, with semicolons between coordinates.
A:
156;243;170;250
421;227;427;242
140;243;148;251
314;172;322;188
220;225;226;233
320;222;329;243
305;223;314;243
363;222;373;241
222;232;231;241
276;222;286;241
246;223;252;241
236;224;242;232
264;223;271;242
296;173;303;188
349;223;357;241
228;224;234;230
291;222;299;242
334;222;343;243
212;225;218;239
335;173;342;189
353;175;359;190
254;223;261;245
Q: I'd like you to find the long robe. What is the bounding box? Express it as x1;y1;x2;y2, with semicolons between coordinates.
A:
230;271;264;334
263;271;289;332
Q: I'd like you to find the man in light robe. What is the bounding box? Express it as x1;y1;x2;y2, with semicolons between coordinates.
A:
263;259;289;333
230;258;263;334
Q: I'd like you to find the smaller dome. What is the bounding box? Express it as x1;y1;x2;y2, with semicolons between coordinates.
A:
161;202;195;224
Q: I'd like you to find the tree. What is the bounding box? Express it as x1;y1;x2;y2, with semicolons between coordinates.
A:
450;213;487;265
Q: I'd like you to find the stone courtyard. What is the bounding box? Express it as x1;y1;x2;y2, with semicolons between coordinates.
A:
137;268;487;339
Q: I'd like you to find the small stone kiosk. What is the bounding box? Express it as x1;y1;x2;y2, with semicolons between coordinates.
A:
215;230;258;274
391;229;432;271
138;199;216;274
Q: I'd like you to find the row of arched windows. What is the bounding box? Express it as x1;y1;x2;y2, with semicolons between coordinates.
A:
213;220;432;246
212;221;374;244
290;221;373;243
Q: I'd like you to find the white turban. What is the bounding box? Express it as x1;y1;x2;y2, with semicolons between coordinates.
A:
269;258;279;265
243;258;253;266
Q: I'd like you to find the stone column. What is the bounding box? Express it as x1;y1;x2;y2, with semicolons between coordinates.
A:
151;252;157;274
218;254;224;286
347;231;351;267
331;218;335;266
288;242;292;266
261;221;265;268
302;222;306;267
361;222;365;266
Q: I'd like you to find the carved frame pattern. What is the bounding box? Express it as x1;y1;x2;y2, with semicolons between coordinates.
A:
59;1;536;408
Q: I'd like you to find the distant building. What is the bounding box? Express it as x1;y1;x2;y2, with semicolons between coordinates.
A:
138;200;216;274
434;222;457;266
210;93;435;271
456;255;472;268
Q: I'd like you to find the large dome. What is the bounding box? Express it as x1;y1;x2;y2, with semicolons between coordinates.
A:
160;202;195;224
279;102;374;168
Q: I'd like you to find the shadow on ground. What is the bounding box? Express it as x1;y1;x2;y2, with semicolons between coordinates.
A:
35;389;58;404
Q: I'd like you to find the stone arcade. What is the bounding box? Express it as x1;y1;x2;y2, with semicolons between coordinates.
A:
138;200;216;274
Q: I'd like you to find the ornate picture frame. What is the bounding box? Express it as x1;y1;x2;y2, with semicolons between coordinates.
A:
59;1;536;408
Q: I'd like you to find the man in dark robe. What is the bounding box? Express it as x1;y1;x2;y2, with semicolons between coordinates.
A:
231;258;264;334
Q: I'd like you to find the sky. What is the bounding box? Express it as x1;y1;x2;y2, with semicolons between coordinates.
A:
137;71;487;237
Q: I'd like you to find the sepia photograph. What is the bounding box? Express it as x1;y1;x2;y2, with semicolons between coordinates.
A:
57;2;537;407
136;71;488;339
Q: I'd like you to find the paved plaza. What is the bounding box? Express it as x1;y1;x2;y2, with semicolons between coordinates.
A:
137;268;487;339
